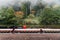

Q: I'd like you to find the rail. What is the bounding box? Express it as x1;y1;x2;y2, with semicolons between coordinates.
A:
0;29;60;33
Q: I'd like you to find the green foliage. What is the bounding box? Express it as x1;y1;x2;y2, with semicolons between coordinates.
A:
0;7;18;25
21;1;31;18
0;0;60;28
24;14;40;25
40;8;60;25
32;2;45;16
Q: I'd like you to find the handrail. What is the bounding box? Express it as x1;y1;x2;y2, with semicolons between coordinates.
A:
0;29;60;33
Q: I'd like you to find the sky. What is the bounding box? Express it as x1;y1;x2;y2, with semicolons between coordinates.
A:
43;0;60;4
0;0;60;7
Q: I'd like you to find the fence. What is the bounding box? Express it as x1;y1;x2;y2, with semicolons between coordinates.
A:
0;29;60;33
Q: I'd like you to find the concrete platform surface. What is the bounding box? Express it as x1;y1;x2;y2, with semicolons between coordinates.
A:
0;33;60;40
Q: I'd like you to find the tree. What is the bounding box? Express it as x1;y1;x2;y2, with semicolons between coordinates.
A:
21;1;31;18
0;7;17;26
32;1;45;16
40;8;60;25
24;14;39;25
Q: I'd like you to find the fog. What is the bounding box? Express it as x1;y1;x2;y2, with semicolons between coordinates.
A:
0;0;60;7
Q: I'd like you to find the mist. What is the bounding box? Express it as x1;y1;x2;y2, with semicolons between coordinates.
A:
0;0;60;7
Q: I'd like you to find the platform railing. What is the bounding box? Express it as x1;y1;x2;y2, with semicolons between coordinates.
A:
0;29;60;33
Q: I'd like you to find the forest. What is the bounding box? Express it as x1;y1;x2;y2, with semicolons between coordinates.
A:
0;0;60;28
